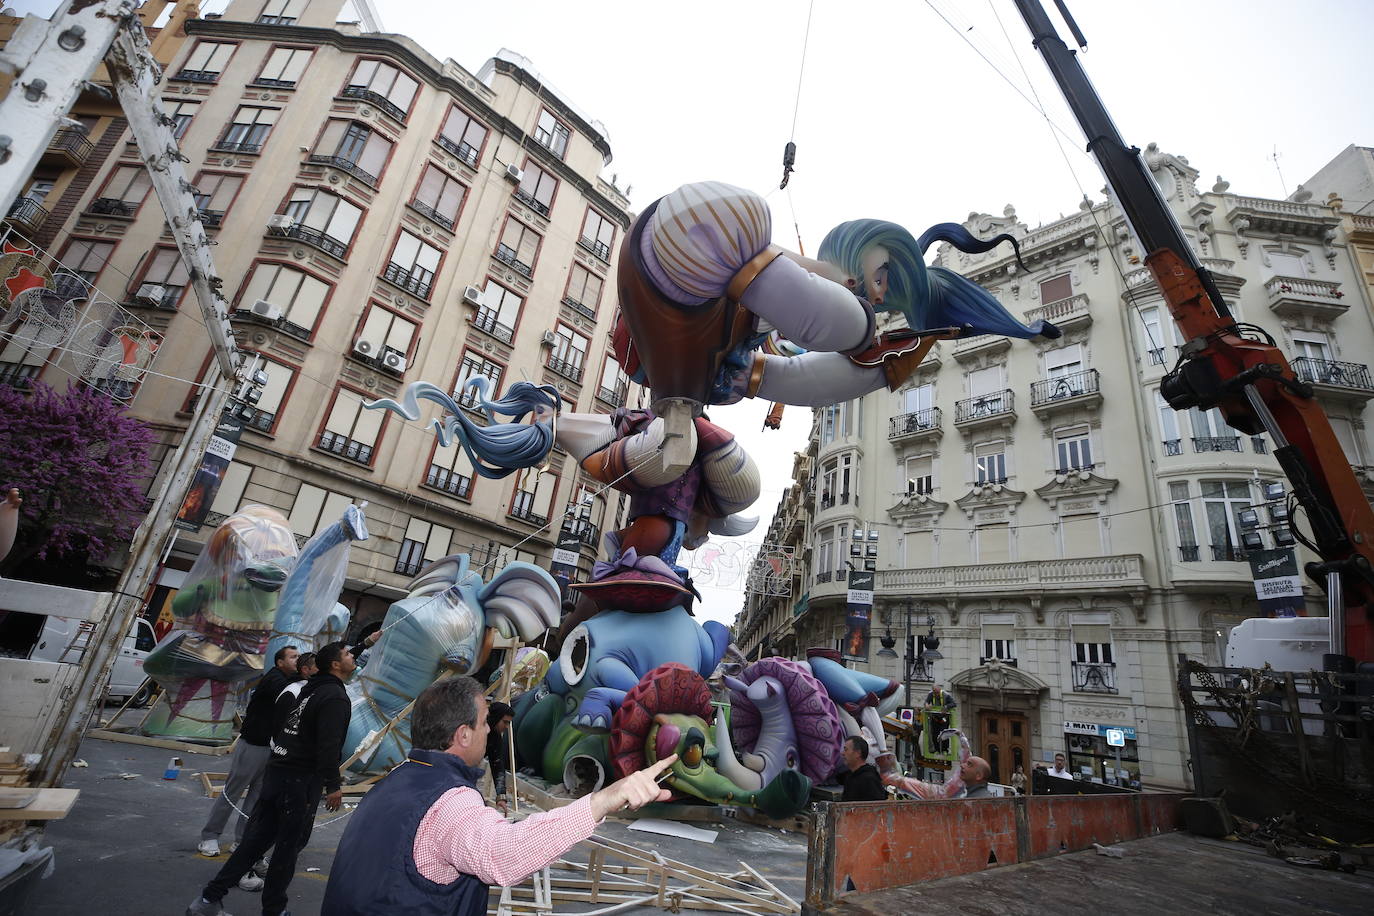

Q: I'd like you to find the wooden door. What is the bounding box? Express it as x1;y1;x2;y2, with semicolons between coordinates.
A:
978;710;1030;786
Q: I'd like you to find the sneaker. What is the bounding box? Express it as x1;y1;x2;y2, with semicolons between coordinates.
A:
237;873;264;892
251;856;269;878
196;839;220;857
186;897;230;916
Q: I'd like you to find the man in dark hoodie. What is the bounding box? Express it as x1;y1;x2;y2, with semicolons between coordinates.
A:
187;641;355;916
837;735;887;801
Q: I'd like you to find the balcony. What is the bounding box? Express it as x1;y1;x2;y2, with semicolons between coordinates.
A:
1210;543;1248;562
493;243;532;278
562;295;596;320
954;389;1015;430
578;235;612;262
978;656;1018;667
380;262;432;299
512;188;550;218
879;553;1147;600
425;464;472;500
596;384;627;408
339;85;407;122
1292;357;1374;405
1265;275;1348;320
1030;368;1102;417
88;197;138;218
250;76;297;89
229;306;312;343
0;362;40;388
394;556;424;577
409;200;454;231
1163;439;1183;457
210;138;262;154
1178;544;1200;562
546;355;584;383
565;518;601;549
5;197;49;234
197;208;224;229
317;430;373;465
172;68;220;83
308;154;378;187
42;127;94;168
470;308;514;344
1192;436;1241;453
1071;661;1117;694
888;407;942;443
435;134;480;169
268;221;348;260
1023;293;1091;330
815;570;834;584
508;502;548;527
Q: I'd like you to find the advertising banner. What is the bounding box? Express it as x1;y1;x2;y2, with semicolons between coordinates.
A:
1247;547;1304;617
174;411;244;532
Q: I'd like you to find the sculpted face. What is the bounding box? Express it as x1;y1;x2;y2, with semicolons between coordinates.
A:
860;245;891;306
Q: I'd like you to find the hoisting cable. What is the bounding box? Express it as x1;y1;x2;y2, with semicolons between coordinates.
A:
779;0;816;190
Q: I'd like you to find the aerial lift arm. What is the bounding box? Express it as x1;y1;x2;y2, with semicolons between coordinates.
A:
1013;0;1374;669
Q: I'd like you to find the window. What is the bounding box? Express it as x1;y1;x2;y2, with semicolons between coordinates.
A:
239;262;329;338
1072;623;1115;691
288;482;356;538
258;0;307;25
982;622;1015;662
1044;343;1086;394
905;455;933;496
1038;272;1072;305
820;459;837;509
838;453;855;504
343;59;418;121
354;303;415;368
1055;428;1093;473
495;219;541;277
215;106;278;153
1267;250;1308;279
1190;406;1238;452
1290;331;1331;362
1061;513;1100;556
549;324;588;382
473;281;522;344
91;165;151;216
383;231;441;298
255;45;311;85
241;357;293;432
597;354;628;406
816;526;834;578
903;384;933;413
426;438;476;499
1137;305;1175;365
57;238;114;286
411;164;465;230
1156;391;1182;456
1201;480;1251;560
1170;480;1199;561
509;467;557;525
163;99;200;139
974;441;1006;485
395;518;453;576
318;388;383;465
177;41;235;82
453;350;503;409
437;105;487;168
820;403;839;445
579;208;616;261
312;120;392;185
190;172;242;226
139;248;191;309
534;108;570;158
281;188;362;258
565;263;603;316
208;461;252;518
515;163;556;217
975;522;1010;563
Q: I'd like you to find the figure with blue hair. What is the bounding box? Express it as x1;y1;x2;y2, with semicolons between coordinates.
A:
613;181;1060;409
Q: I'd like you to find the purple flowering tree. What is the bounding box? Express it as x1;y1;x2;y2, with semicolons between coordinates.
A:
0;381;155;575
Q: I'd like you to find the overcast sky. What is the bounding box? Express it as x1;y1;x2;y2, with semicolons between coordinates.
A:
15;0;1374;627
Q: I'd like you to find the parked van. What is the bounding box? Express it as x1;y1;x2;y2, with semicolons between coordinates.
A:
29;615;158;706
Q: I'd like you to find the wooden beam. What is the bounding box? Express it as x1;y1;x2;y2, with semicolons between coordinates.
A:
87;728;233;756
0;788;79;820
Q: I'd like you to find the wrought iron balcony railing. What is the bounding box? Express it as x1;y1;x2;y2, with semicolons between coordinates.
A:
889;407;941;439
596;384;627;407
425;465;473;499
210;138;263;154
546;356;584;383
308;154;378;187
1163;439;1183;456
508;502;548;526
470;308;514;344
493;243;532;277
340;85;407;122
1292;356;1374;392
173;68;220;83
1178;544;1200;562
89;197;139;217
381;262;432;299
1192;436;1241;453
318;430;373;465
5;197;49;232
578;235;612;261
1030;368;1100;406
1211;543;1248;562
562;295;596;320
409;199;455;231
955;389;1014;423
513;188;550;217
435;134;480;168
46;127;94;164
269;222;348;259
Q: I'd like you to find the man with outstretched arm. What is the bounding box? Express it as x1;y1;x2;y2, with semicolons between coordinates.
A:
321;677;677;915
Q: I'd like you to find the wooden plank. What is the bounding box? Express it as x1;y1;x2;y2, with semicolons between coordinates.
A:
0;788;79;820
1283;672;1313;784
87;728;234;755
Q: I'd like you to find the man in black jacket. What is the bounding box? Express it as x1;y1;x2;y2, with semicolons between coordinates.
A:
188;642;355;916
837;735;887;801
197;646;299;859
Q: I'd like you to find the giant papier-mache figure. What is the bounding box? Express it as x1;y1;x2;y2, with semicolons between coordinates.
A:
142;506;298;742
360;180;1053;814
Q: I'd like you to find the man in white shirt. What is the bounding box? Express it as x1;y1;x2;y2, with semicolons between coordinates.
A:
1048;752;1075;779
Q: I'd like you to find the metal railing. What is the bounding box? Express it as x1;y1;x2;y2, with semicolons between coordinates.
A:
470;308;514;343
425;465;472;499
1211;543;1247;562
1071;661;1117;694
173;68;219;83
317;430;373;465
596;385;626;407
513;188;550;217
1031;368;1100;406
381;262;432;299
955;389;1014;423
47;127;93;162
564;518;601;549
1292;356;1374;392
197;208;224;229
1178;545;1200;562
1251;436;1268;454
815;570;834;584
308;154;378;187
1192;436;1241;453
1163;439;1183;456
250;76;297;89
340;85;407;122
1053;463;1095;475
409;199;454;231
5;197;49;231
508;502;548;526
546;355;584;382
435;134;479;168
269;222;348;259
578;235;612;261
562;295;596;320
210;138;263;154
0;362;40;388
493;243;532;277
88;197;138;217
888;407;941;439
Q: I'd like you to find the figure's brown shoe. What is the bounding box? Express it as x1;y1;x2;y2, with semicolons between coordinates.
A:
848;327;963;390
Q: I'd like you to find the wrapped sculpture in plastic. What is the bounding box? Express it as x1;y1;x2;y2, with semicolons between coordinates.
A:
267;503;368;661
343;554;560;773
142;505;298;742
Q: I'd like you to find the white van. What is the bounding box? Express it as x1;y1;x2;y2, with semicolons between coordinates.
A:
29;614;158;706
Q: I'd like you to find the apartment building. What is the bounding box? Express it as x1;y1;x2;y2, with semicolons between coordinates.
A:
1;0;639;626
735;143;1374;789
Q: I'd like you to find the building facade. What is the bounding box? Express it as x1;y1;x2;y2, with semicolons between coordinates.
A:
2;0;639;627
734;143;1374;790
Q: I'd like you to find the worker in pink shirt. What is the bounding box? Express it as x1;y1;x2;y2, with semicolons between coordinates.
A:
321;677;676;915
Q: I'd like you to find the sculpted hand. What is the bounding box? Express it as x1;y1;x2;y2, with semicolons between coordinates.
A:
589;754;678;821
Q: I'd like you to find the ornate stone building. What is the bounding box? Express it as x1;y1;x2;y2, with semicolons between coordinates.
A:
734;143;1374;789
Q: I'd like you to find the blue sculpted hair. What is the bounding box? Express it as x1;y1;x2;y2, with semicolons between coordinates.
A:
817;219;1058;341
364;379;561;479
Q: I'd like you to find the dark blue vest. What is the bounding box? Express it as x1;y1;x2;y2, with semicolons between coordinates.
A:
321;748;490;916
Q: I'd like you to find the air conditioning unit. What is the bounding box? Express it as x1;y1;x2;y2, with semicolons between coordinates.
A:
461;285;484;306
134;283;166;304
353;339;376;359
267;214;295;230
250;299;282;321
382;351;407;372
504;163;524;184
540;329;557;347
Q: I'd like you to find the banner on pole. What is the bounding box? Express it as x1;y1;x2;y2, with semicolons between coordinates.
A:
1247;547;1304;617
174;410;244;532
